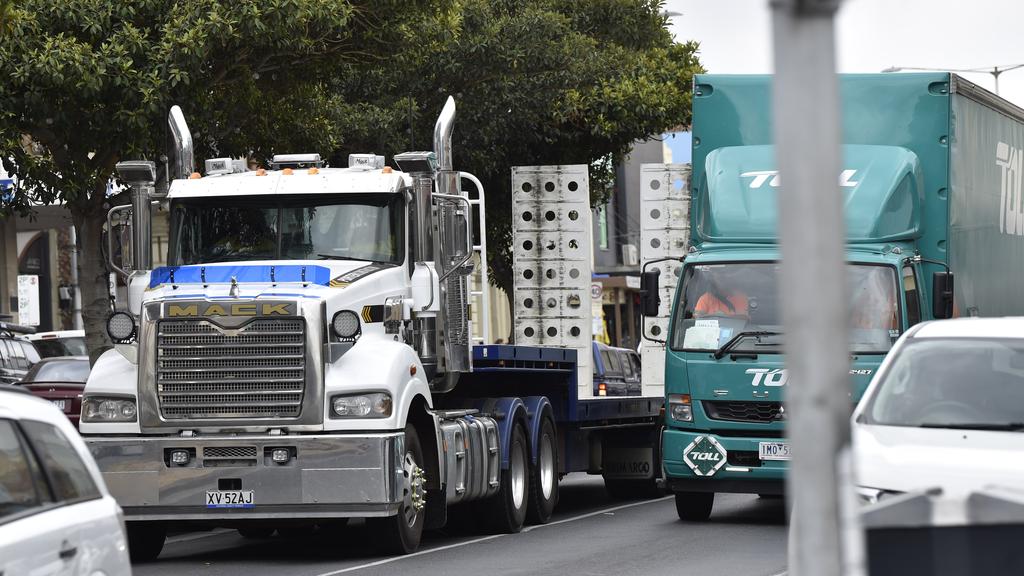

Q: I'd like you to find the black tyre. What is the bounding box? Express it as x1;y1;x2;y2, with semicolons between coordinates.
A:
526;416;558;524
674;491;714;522
127;522;166;562
369;423;426;554
237;526;275;539
482;422;529;533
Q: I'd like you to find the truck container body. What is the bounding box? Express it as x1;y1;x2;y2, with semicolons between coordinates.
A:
80;100;662;560
654;73;1024;519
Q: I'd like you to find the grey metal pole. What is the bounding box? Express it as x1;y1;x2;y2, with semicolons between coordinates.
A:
993;68;1001;95
769;1;856;575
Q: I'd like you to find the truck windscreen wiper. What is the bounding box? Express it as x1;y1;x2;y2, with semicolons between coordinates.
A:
713;331;783;360
317;254;379;263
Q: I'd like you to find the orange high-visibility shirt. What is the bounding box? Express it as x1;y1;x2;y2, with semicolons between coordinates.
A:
694;292;749;318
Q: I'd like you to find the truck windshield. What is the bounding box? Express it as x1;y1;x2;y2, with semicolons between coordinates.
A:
670;262;900;354
168;194;403;265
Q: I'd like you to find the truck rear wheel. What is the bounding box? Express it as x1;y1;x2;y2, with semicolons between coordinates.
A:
482;422;529;533
675;491;714;521
127;522;166;562
370;424;426;554
526;416;558;524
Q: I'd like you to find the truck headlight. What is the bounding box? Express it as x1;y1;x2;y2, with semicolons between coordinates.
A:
668;394;693;422
331;310;361;340
82;396;138;422
331;393;392;418
106;312;136;344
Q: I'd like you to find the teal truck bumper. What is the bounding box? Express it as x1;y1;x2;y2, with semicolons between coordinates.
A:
662;427;786;495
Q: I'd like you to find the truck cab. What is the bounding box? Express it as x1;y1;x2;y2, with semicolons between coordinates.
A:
647;73;979;520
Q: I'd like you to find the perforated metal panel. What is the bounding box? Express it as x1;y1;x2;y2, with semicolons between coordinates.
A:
512;165;593;394
640;163;691;397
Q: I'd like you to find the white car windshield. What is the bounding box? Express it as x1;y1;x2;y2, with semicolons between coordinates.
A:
862;338;1024;429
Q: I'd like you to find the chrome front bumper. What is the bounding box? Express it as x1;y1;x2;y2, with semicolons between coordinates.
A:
85;432;404;521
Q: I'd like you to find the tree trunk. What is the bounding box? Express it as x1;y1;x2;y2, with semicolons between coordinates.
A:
72;189;113;366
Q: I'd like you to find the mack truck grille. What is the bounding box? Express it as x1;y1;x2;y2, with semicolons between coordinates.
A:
156;319;306;419
703;400;783;424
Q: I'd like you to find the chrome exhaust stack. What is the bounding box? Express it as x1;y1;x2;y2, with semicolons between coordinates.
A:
168;105;194;180
114;161;156;273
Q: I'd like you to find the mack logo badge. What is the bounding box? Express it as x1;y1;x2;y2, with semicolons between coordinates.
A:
166;302;295;317
682;435;728;477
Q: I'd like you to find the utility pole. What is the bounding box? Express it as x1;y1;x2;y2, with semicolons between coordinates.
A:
770;1;858;575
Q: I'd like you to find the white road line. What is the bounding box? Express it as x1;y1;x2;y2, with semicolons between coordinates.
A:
314;534;507;576
314;496;672;576
522;495;672;532
166;528;235;544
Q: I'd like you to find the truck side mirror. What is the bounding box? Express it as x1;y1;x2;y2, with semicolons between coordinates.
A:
932;272;954;319
640;269;661;317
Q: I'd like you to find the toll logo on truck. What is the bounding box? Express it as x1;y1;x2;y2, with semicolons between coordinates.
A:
682;435;728;477
997;141;1024;236
740;169;860;189
746;368;788;387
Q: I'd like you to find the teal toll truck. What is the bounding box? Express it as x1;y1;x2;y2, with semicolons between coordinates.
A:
641;73;1024;520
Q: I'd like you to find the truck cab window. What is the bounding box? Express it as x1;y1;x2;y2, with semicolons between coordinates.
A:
902;265;921;326
672;263;900;354
169;193;404;266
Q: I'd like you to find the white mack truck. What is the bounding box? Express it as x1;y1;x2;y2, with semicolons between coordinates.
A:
81;99;663;560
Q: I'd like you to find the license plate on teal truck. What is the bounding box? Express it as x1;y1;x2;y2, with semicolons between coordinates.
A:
758;442;790;461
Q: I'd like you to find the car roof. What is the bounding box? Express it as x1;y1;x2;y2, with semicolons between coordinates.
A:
910;317;1024;340
0;385;68;421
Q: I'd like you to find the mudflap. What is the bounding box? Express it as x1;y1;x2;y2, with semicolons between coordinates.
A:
599;426;661;482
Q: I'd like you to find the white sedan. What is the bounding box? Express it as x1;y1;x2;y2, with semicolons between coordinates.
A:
0;385;132;575
853;317;1024;514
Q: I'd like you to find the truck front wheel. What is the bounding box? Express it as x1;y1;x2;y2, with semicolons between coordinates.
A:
482;422;529;533
370;424;426;554
126;522;166;562
674;491;714;522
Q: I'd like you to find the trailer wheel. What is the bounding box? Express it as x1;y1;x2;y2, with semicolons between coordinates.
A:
370;424;426;554
482;422;529;533
526;416;558;524
675;491;714;521
126;522;166;562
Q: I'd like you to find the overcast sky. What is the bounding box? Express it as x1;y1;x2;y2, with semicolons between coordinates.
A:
666;0;1024;107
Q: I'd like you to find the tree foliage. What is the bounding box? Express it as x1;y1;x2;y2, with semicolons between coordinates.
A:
0;0;701;355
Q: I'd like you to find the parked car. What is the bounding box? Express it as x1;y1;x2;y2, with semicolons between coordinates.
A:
0;321;42;384
852;317;1024;504
593;342;642;397
0;385;132;575
20;356;90;426
22;329;87;358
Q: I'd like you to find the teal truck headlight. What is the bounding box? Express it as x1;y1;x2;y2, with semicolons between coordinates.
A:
331;393;392;418
668;394;693;422
82;396;138;422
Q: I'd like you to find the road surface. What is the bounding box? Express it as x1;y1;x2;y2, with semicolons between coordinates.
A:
135;474;787;576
